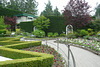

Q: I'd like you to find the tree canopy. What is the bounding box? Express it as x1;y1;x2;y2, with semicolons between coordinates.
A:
95;4;100;17
0;16;7;29
33;15;50;30
41;0;61;16
54;7;61;16
63;0;91;29
0;0;38;15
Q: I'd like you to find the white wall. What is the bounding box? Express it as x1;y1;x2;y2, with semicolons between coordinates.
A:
16;16;35;24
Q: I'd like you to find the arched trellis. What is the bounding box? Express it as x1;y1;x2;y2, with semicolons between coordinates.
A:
33;26;37;32
66;25;73;35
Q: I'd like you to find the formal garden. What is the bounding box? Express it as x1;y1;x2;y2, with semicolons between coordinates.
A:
0;0;100;67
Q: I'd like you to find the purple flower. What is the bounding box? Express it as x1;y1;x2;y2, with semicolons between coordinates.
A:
94;46;96;48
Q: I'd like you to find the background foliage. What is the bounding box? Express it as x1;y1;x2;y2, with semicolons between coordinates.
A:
45;16;66;34
0;0;38;15
20;21;34;33
0;6;23;17
33;15;50;30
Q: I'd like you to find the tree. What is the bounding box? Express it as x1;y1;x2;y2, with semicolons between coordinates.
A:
6;0;38;15
4;16;17;31
0;0;7;7
25;0;38;15
33;15;50;30
41;0;54;16
0;16;7;29
54;6;61;16
95;4;100;17
63;0;91;29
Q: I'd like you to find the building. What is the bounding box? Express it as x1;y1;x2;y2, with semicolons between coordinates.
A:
14;13;38;24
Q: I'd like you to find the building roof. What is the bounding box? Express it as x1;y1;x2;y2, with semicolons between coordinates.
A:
14;13;38;18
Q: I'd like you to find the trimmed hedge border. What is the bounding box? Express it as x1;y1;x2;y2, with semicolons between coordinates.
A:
0;38;54;67
0;38;20;42
0;47;54;67
4;41;41;49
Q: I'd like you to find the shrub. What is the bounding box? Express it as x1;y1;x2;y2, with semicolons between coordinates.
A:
0;29;6;34
33;30;45;38
6;30;11;35
83;35;90;39
47;32;53;37
0;34;5;37
96;31;100;37
80;29;88;37
16;29;22;35
23;32;28;36
53;32;59;37
74;32;81;37
60;33;66;37
87;28;94;36
67;33;76;38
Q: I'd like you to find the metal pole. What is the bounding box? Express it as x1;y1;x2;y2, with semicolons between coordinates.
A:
46;39;47;46
68;45;70;67
57;38;59;51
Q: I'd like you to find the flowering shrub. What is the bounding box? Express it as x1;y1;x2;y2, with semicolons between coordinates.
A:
24;45;66;67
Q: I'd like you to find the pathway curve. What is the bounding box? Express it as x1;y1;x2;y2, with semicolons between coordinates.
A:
42;40;100;67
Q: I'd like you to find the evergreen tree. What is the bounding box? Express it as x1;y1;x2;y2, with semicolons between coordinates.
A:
0;0;7;7
41;0;54;16
95;4;100;17
25;0;38;15
54;6;61;16
6;0;38;15
0;16;7;29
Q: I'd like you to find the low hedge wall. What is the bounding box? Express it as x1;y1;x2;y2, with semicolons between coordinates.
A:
4;41;41;49
0;38;54;67
0;47;54;67
0;37;20;42
0;41;24;46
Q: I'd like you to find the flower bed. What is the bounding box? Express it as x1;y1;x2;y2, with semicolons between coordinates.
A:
59;38;100;55
23;45;66;67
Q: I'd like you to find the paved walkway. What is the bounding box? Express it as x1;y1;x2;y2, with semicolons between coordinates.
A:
42;40;100;67
0;56;12;61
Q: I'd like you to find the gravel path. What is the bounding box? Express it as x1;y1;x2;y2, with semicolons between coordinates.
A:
42;40;100;67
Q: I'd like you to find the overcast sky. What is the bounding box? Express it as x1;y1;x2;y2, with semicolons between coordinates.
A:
36;0;100;16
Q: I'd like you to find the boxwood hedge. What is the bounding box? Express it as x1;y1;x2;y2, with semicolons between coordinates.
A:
0;47;54;67
0;38;54;67
4;41;41;49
